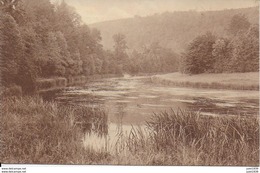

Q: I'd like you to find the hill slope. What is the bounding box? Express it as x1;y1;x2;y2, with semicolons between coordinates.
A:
90;6;259;53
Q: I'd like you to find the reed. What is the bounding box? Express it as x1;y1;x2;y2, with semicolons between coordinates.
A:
115;110;259;166
0;96;108;164
1;96;258;166
97;110;259;166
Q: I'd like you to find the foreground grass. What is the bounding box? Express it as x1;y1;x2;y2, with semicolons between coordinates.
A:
144;110;259;166
1;97;259;166
97;110;259;166
0;96;108;164
152;72;259;90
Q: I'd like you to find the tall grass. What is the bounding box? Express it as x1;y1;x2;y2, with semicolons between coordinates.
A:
98;110;259;166
1;96;258;166
144;110;259;166
0;96;108;164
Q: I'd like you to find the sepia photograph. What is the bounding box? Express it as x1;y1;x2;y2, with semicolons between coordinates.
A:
0;0;259;172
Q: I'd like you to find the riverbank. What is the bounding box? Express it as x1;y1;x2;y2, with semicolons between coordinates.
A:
1;96;258;165
36;74;123;94
151;72;259;90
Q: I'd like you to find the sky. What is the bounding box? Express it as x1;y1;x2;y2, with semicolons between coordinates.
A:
56;0;259;24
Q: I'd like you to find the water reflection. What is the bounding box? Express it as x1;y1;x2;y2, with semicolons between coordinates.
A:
55;76;259;151
114;102;127;132
82;123;147;154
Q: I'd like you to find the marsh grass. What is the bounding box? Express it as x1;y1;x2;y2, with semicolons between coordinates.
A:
143;110;259;165
0;96;108;164
1;97;259;166
102;110;259;166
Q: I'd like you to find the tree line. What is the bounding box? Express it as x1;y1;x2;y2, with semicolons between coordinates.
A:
180;14;259;74
0;0;179;94
111;33;179;74
1;0;103;94
1;0;258;95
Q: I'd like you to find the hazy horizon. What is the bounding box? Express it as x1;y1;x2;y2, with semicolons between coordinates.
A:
54;0;259;24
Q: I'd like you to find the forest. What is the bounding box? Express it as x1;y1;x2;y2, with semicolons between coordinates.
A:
0;0;259;95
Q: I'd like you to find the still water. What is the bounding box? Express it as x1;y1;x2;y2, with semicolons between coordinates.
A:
56;76;259;123
55;76;259;151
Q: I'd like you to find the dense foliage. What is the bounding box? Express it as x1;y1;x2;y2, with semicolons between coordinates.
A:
127;42;179;74
0;0;179;94
1;0;258;94
1;0;103;93
180;14;259;74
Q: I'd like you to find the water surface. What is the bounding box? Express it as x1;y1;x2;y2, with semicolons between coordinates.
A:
56;76;259;125
55;76;259;151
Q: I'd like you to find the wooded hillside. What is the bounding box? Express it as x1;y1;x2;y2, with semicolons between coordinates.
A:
91;7;259;53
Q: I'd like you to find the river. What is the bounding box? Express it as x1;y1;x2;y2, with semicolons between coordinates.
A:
54;75;259;151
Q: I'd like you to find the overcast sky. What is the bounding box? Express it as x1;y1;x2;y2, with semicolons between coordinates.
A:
57;0;259;24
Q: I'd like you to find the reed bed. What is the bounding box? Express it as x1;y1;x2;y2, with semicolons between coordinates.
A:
143;110;259;166
94;110;258;166
1;97;259;166
0;96;108;164
83;110;259;166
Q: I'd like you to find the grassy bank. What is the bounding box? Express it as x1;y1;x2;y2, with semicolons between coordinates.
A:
151;72;259;90
1;97;259;165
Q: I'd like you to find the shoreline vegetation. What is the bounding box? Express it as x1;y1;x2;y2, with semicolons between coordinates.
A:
36;74;123;94
1;97;259;166
3;71;257;98
1;74;123;97
151;72;259;91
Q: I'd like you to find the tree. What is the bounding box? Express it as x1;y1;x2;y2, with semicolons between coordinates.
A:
128;50;142;74
0;12;36;93
55;0;81;31
45;32;66;76
180;32;216;74
227;14;250;36
0;13;22;86
229;25;259;72
77;25;96;76
0;0;25;24
0;0;21;12
113;33;128;67
212;38;232;72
